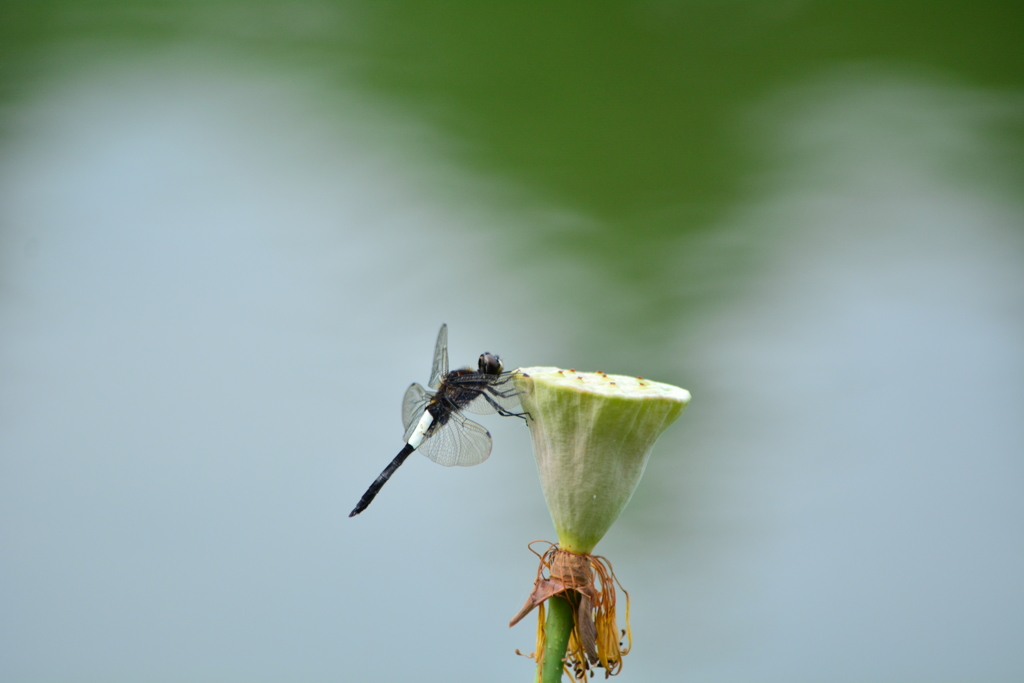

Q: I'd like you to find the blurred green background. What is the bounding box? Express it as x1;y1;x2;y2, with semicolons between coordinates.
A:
2;2;1022;681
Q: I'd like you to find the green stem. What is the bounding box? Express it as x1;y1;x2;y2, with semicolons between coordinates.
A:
539;595;573;683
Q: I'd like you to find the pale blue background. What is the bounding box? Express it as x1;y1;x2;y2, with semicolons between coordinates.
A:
2;5;1023;681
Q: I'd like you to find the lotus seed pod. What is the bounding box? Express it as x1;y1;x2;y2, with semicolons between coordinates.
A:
514;367;690;554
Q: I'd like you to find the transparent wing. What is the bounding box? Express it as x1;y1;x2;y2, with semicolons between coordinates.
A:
418;412;492;467
428;323;449;389
402;383;433;440
462;373;524;416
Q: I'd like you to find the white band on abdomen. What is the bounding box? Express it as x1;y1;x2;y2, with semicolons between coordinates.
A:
407;411;434;449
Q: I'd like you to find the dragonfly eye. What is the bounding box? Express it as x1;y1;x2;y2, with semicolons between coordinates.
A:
479;352;503;376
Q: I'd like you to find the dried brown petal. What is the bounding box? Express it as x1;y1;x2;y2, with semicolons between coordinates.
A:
509;578;564;627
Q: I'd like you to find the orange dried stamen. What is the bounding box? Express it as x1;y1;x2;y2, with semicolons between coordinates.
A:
510;542;632;680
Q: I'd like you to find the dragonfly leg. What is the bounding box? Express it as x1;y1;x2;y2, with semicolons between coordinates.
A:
478;391;530;421
490;384;522;399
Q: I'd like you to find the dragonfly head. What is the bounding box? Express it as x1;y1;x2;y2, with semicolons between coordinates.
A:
478;352;503;376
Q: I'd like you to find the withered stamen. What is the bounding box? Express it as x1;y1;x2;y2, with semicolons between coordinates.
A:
510;542;631;679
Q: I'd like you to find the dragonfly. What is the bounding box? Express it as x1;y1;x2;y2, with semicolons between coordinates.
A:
349;324;526;517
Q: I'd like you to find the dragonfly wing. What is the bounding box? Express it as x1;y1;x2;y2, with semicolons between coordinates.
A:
402;383;433;440
418;412;492;467
428;323;449;390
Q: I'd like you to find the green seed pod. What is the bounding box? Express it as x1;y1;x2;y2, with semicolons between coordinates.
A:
514;368;691;554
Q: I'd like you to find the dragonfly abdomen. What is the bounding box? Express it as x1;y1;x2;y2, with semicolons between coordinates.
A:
407;411;435;449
